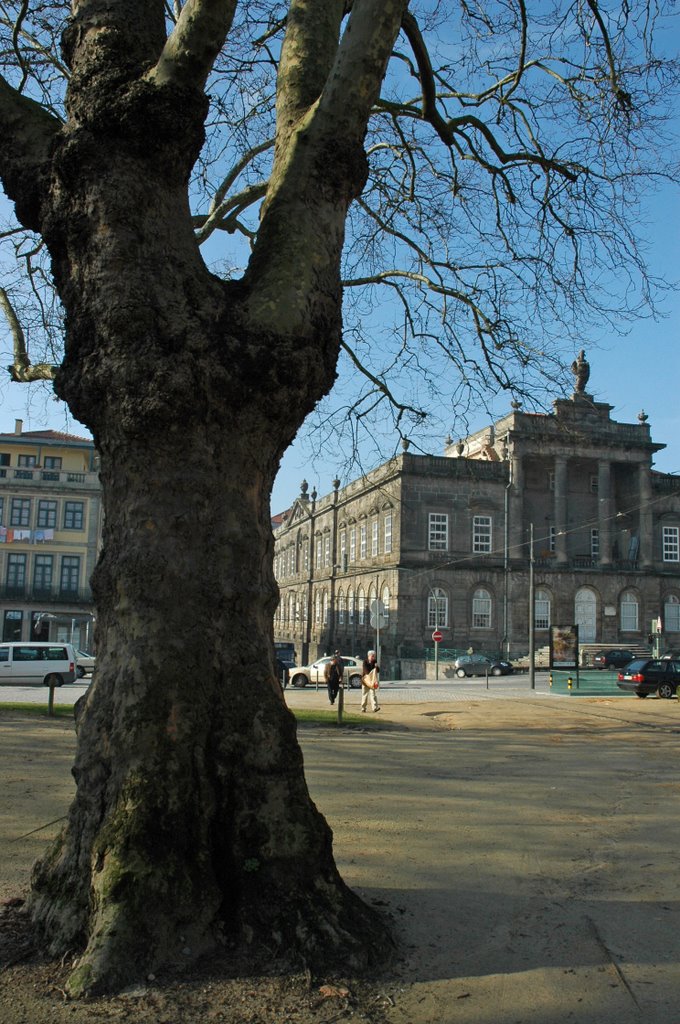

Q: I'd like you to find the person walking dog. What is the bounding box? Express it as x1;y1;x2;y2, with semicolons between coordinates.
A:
361;649;380;712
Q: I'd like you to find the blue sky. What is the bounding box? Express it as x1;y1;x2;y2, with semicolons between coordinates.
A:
0;11;678;512
0;172;677;511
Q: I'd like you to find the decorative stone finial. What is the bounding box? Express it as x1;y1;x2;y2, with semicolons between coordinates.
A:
445;434;453;447
456;441;465;456
511;399;522;410
638;409;648;423
401;437;410;451
332;477;340;491
300;479;308;495
571;349;590;393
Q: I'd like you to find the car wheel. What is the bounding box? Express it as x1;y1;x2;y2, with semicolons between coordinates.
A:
635;691;647;698
456;668;466;678
657;682;675;699
491;666;502;677
44;673;63;688
348;674;361;689
291;674;308;688
76;665;86;679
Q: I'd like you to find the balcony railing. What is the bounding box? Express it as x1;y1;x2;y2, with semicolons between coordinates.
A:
0;585;94;605
0;468;98;487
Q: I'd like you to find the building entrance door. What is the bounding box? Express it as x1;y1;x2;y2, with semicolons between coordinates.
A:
575;588;597;642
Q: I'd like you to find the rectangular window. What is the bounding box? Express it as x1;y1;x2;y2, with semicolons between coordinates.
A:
349;528;356;563
324;534;331;568
37;500;57;528
548;471;555;492
339;530;346;566
33;555;53;594
384;513;392;554
473;515;492;553
18;454;36;467
360;524;367;559
428;513;448;551
620;596;639;632
549;526;556;553
316;538;322;567
663;526;680;563
6;553;27;592
590;475;599;493
44;456;62;470
472;592;492;628
534;593;550;630
10;498;31;527
371;520;379;557
60;556;80;593
63;501;84;530
591;529;599;558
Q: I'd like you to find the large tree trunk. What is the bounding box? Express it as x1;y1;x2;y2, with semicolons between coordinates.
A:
30;418;391;996
2;0;406;996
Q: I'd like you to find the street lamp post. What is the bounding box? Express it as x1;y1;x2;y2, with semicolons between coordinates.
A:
529;523;535;690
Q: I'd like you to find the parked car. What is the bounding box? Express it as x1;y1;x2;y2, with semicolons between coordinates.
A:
452;655;514;678
0;641;77;687
592;648;634;670
616;658;680;698
75;649;96;678
290;655;364;689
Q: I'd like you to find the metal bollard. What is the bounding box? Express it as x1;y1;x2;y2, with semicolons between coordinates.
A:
567;676;573;691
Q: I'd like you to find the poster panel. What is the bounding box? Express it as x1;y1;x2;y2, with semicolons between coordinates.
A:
550;625;579;669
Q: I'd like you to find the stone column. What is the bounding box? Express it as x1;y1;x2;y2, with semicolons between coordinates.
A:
509;453;524;560
598;459;612;565
554;456;568;564
639;463;654;569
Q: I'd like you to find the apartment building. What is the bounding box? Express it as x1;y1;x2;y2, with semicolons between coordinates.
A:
0;419;101;648
273;370;680;675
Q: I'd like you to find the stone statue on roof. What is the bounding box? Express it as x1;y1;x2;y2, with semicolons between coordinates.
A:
571;349;590;393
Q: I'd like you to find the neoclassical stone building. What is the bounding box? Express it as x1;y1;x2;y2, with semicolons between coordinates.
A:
273;369;680;675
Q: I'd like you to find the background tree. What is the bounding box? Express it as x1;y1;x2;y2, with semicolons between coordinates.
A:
0;0;676;998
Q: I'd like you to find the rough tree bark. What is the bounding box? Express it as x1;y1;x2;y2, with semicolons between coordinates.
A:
0;0;408;996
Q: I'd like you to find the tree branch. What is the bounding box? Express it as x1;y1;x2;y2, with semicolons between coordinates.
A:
340;338;426;421
0;76;60;229
149;0;239;90
0;287;57;382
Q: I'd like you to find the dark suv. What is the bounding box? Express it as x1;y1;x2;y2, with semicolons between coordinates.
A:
616;658;680;698
592;648;634;670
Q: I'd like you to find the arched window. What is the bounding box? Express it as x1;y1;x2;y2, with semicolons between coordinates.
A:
428;587;448;628
358;587;366;625
472;588;492;629
338;590;345;625
314;591;321;625
348;588;355;624
534;589;551;630
620;591;639;632
323;591;329;625
665;594;680;633
381;585;390;624
288;593;295;625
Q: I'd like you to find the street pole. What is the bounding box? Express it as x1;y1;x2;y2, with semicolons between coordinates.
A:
529;522;535;690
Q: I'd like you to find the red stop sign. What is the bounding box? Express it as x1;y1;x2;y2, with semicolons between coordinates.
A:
431;630;443;643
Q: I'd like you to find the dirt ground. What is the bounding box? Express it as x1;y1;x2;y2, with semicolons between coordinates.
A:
1;695;680;1024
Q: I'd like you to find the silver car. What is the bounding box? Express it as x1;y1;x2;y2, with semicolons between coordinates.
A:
289;655;364;689
75;649;96;678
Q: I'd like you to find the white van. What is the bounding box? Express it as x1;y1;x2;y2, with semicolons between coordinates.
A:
0;641;77;687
